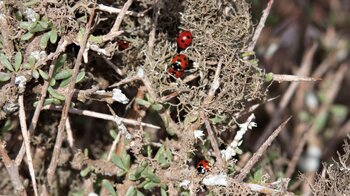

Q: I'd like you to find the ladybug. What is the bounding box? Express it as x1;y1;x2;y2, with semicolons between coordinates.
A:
196;160;211;174
176;31;193;52
117;40;129;51
168;54;189;78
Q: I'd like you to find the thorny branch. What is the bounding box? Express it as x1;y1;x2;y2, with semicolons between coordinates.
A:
102;0;133;42
247;0;274;51
46;4;97;186
235;117;292;182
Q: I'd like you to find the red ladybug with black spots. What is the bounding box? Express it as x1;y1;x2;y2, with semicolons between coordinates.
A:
196;160;211;174
176;31;193;52
117;40;129;51
168;54;189;78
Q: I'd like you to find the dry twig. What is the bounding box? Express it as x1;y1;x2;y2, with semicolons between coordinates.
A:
102;0;133;42
97;3;150;17
18;94;38;196
254;43;318;149
46;5;97;186
235;117;292;181
0;140;27;196
15;64;56;165
247;0;274;51
147;0;159;54
200;111;224;168
42;105;160;129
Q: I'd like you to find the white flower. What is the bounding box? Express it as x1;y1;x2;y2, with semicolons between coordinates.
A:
194;130;204;139
221;147;236;161
112;89;129;104
136;67;144;78
15;76;27;88
179;179;191;188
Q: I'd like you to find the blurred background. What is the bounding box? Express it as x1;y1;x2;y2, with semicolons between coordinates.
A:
246;0;350;194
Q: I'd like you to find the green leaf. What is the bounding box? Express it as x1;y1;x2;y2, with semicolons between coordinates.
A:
265;72;273;82
314;110;328;132
122;150;131;170
32;69;39;79
0;72;11;82
135;98;151;108
54;69;73;80
38;69;49;80
151;104;163;111
145;93;154;104
28;55;36;67
19;21;31;30
111;154;127;171
210;114;227;124
29;23;46;33
141;167;160;183
50;28;58;44
49;78;56;86
143;182;158;190
47;86;65;101
0;54;14;72
23;63;31;70
331;104;348;121
40;32;51;49
55;54;66;69
14;51;22;71
21;32;34;41
76;71;85;83
128;162;148;181
184;112;199;126
38;21;48;28
80;166;91;177
125;186;136;196
155;146;173;168
59;76;71;87
160;187;167;196
136;190;145;196
109;130;118;139
250;168;263;183
102;180;116;196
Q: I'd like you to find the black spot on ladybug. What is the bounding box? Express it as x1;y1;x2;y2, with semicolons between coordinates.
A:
187;36;191;39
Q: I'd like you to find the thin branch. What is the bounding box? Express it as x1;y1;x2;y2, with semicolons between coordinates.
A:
204;58;223;104
15;64;55;166
235;117;292;182
0;140;27;196
46;5;97;186
200;111;224;168
65;116;74;148
42;105;160;129
247;0;274;51
272;74;321;83
18;94;38;196
97;3;150;17
109;76;140;88
147;0;159;54
254;43;318;150
234;96;279;118
34;37;71;69
102;0;133;42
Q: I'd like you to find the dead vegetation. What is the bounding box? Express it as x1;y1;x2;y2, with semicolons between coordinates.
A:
0;0;349;195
